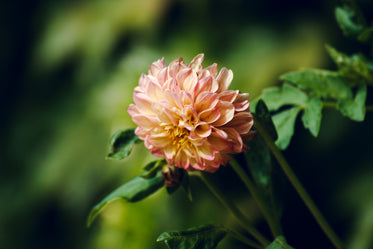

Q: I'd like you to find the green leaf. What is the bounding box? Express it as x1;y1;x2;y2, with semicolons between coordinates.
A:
244;135;284;228
106;129;142;160
140;159;166;179
301;98;323;137
260;83;308;111
157;225;227;249
266;236;294;249
335;4;365;38
253;100;278;140
273;107;301;150
245;135;271;188
326;45;373;83
337;84;367;121
358;26;373;43
87;171;164;227
280;69;353;100
181;172;193;201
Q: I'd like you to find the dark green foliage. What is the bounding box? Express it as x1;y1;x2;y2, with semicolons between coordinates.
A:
106;129;142;160
260;83;308;111
157;225;227;249
245;135;271;188
301;98;322;137
272;107;301;150
87;169;164;227
326;45;373;84
337;83;367;121
266;236;295;249
280;69;352;100
335;4;365;38
252;100;278;140
140;159;167;179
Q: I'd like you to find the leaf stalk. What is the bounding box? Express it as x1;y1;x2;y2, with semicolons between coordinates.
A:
255;119;345;249
197;172;270;247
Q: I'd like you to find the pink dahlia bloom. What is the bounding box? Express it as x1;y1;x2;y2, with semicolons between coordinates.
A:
128;54;254;172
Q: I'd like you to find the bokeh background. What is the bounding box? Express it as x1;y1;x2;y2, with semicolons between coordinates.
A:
1;0;373;248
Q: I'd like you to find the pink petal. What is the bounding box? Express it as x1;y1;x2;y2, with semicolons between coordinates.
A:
133;93;155;114
211;101;235;126
205;63;218;77
225;112;254;134
207;132;229;150
219;90;239;102
176;68;198;92
132;114;158;129
195;92;219;113
217;67;233;92
199;108;221;124
157;67;169;85
148;58;165;76
222;127;243;153
168;58;184;78
233;93;250;111
145;81;163;101
193;76;213;97
188;53;204;72
194;122;211;138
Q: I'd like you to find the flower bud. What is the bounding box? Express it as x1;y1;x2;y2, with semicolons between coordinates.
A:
162;166;184;187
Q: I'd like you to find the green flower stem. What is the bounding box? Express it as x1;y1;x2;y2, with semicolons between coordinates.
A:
227;229;262;249
229;159;283;238
323;101;373;112
254;119;345;249
197;172;270;247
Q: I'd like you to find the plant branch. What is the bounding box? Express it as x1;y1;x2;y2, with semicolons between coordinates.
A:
254;119;345;249
322;101;373;111
196;172;270;247
227;229;263;249
229;159;283;238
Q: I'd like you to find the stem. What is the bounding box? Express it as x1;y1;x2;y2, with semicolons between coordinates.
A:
323;101;373;112
229;159;283;238
197;172;270;247
255;120;345;249
227;229;262;249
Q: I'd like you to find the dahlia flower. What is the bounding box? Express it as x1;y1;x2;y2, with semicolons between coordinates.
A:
128;54;254;172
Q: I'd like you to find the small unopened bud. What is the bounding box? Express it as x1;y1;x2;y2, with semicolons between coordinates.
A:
162;166;184;187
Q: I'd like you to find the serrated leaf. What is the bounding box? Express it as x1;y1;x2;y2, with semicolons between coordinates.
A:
326;45;373;83
260;83;308;111
335;4;365;38
337;84;367;121
87;171;164;227
280;69;353;100
106;129;142;160
254;100;278;140
273;107;301;150
301;98;323;137
266;236;294;249
157;225;227;249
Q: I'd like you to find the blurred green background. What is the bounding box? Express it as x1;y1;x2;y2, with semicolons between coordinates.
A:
1;0;373;248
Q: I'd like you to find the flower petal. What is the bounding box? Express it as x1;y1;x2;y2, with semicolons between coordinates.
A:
148;58;165;76
188;53;204;72
217;67;233;92
225;112;254;134
211;101;235;126
199;108;220;124
194;122;211;138
176;68;198;92
195;92;219;113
